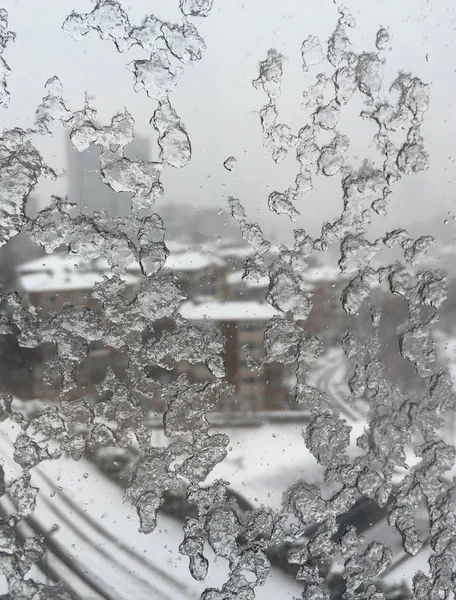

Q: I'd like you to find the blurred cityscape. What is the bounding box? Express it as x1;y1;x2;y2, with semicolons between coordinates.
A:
1;141;456;599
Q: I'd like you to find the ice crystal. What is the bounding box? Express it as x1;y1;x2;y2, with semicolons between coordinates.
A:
0;9;15;107
376;27;390;51
130;49;183;100
35;76;71;135
146;319;225;376
253;49;284;101
267;267;314;320
63;0;133;52
301;35;325;71
355;53;384;101
0;130;55;248
162;19;206;63
151;99;191;168
179;0;214;18
268;189;300;221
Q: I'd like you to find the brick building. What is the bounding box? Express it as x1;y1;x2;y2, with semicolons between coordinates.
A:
179;300;289;411
300;266;350;344
225;270;269;301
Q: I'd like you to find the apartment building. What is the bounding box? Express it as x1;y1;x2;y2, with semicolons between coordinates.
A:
17;254;138;398
179;300;289;411
301;266;351;344
225;270;269;301
15;247;348;409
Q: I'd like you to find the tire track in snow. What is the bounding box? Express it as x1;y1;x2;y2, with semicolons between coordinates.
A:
309;350;366;422
37;467;193;600
0;427;196;600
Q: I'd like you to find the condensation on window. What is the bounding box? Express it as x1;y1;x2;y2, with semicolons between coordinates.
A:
0;1;455;599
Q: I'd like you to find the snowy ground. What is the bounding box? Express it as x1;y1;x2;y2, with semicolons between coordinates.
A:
0;421;303;600
3;345;455;596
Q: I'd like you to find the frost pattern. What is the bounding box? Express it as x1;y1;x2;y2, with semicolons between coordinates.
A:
151;99;191;168
0;2;452;600
0;129;55;248
0;9;15;107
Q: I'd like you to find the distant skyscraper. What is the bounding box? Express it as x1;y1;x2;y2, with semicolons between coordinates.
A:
66;135;150;217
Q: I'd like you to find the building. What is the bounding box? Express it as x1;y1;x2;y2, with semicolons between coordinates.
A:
226;270;269;301
126;245;228;300
300;266;350;344
17;253;139;398
15;245;352;409
179;300;289;411
66;135;150;216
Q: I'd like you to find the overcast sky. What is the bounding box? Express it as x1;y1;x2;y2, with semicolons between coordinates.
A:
2;0;456;242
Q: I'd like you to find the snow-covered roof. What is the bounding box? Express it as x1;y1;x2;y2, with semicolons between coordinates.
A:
17;254;83;274
226;270;270;288
165;240;196;253
164;251;223;272
180;300;278;321
19;270;138;293
217;246;255;259
301;265;346;282
17;251;141;293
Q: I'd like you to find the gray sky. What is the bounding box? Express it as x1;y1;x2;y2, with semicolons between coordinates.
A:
2;0;456;242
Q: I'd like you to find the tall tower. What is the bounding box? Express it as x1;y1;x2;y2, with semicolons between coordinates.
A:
66;135;150;217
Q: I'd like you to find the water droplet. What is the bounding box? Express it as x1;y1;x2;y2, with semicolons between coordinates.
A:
223;156;237;171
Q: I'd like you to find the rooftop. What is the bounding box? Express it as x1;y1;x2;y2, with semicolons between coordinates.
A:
226;270;270;288
164;251;223;272
180;300;278;321
17;254;83;275
301;265;346;282
17;253;138;293
19;270;138;293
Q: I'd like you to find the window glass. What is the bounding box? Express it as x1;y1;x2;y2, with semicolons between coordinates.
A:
0;1;455;599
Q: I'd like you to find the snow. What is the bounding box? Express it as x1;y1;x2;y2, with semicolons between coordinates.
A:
164;251;223;272
207;422;323;508
226;270;270;288
217;246;255;259
17;252;139;293
17;254;84;274
0;399;441;597
380;546;430;587
0;421;302;599
19;270;138;293
364;504;430;588
180;300;278;321
301;265;346;282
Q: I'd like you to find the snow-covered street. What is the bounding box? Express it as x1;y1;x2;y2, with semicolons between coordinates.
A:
0;420;303;600
2;345;453;597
